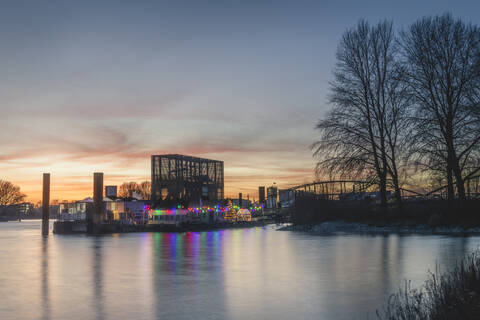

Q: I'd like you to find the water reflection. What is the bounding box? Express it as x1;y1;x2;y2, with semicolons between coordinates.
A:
152;232;228;319
2;221;480;320
40;238;50;320
437;236;469;271
92;237;105;320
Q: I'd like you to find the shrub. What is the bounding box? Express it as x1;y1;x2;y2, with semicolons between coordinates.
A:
376;251;480;319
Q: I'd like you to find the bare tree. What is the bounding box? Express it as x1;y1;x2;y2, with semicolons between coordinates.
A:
313;20;408;206
137;181;151;200
118;182;140;198
118;181;151;200
0;180;26;206
401;14;480;201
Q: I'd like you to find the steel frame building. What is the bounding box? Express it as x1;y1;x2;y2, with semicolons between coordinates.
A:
151;154;224;208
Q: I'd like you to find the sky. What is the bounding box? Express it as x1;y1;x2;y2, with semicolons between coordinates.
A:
1;0;479;202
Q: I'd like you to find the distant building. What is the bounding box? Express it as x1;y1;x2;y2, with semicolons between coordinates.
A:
151;154;224;208
258;186;266;204
0;205;18;220
266;185;278;209
0;202;36;220
105;199;149;222
49;204;60;218
279;189;295;208
16;202;35;216
59;196;150;222
232;198;252;208
59;198;92;220
105;186;118;199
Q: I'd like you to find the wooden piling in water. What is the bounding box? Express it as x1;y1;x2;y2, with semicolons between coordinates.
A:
87;172;104;234
93;172;104;223
42;173;50;236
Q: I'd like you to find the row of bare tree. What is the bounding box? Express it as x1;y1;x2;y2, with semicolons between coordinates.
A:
313;14;480;206
118;181;151;200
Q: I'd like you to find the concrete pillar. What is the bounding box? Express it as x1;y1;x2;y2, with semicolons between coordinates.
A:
42;173;50;236
93;172;104;225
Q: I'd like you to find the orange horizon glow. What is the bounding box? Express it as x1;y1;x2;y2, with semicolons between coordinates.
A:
4;153;317;203
14;174;316;203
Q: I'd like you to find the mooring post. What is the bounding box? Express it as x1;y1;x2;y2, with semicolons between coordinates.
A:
42;173;50;236
93;172;104;226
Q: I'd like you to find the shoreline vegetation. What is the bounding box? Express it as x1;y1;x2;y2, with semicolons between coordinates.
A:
289;198;480;234
279;222;480;235
375;251;480;320
311;13;480;230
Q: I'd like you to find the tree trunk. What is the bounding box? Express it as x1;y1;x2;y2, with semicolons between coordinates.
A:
379;170;388;208
446;163;454;204
452;161;466;201
392;173;402;207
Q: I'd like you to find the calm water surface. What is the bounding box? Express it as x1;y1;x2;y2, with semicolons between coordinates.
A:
1;220;479;320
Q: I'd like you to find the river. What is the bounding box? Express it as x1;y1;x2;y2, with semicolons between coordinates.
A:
0;220;479;320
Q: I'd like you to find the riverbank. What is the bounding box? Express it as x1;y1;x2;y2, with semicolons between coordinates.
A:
290;199;480;232
279;221;480;235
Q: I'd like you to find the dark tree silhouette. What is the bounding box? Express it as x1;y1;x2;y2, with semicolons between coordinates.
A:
401;14;480;201
313;20;409;206
0;180;26;206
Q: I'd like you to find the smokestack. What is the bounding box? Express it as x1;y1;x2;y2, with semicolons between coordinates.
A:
42;173;50;236
239;192;242;208
93;172;104;225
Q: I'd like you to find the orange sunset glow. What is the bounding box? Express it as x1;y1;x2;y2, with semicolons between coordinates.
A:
2;144;317;202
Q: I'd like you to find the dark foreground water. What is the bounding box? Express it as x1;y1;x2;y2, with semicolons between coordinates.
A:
1;221;479;320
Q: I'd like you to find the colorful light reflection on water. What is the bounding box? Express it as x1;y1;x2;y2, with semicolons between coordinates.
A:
1;221;480;320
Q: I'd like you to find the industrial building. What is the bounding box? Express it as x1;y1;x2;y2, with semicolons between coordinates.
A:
151;154;224;208
266;185;278;209
258;186;266;204
231;198;252;208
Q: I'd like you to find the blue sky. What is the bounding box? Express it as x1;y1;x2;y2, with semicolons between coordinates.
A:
1;0;479;201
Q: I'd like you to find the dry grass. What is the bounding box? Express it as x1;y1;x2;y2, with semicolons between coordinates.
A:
376;251;480;320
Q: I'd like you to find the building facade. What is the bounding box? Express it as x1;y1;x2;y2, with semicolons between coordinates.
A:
266;185;278;209
151;154;224;208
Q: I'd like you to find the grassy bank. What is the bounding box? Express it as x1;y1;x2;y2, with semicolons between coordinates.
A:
376;251;480;320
